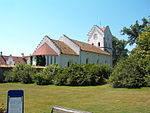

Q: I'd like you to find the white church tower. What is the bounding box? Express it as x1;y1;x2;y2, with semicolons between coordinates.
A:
87;25;112;54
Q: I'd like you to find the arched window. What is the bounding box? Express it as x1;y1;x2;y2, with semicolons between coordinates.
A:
94;34;97;40
98;42;100;46
86;58;89;64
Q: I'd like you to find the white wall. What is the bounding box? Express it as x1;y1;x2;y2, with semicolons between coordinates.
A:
88;26;105;51
59;54;79;67
45;55;59;66
88;26;112;54
80;51;112;66
32;52;112;67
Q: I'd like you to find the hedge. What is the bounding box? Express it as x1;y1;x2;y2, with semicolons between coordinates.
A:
4;63;112;86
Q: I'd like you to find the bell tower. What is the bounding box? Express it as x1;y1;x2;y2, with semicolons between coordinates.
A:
87;25;112;54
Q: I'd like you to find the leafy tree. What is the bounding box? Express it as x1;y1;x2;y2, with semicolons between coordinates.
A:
110;25;150;88
121;17;150;45
137;25;150;56
112;36;128;66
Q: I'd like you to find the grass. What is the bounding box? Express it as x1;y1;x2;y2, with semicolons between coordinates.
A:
0;83;150;113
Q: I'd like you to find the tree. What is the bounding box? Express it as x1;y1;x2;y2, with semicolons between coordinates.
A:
112;36;128;66
121;17;150;45
110;25;150;88
137;25;150;56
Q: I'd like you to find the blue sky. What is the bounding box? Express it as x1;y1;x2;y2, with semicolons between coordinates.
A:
0;0;149;56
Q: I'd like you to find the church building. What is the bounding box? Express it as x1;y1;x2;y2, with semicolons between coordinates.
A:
32;25;113;67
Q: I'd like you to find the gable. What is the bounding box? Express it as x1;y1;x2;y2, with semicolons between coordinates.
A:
34;36;61;55
32;43;58;56
87;25;104;41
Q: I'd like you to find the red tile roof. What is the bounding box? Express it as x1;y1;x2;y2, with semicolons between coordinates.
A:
71;39;111;56
0;55;26;65
100;27;106;31
95;25;106;31
52;40;78;56
12;57;26;64
32;43;58;56
0;56;6;65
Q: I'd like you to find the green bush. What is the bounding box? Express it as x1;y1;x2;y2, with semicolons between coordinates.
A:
4;63;35;83
18;64;35;84
144;57;150;87
4;63;112;86
42;64;61;84
145;75;150;87
4;70;18;82
54;68;68;86
34;64;61;85
34;73;50;85
54;64;112;86
109;57;147;88
84;64;101;85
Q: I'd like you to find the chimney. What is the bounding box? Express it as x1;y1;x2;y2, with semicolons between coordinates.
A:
21;53;24;58
0;51;2;56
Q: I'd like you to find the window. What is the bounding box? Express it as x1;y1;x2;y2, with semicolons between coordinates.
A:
98;42;100;46
67;60;73;67
50;56;52;64
67;62;70;67
47;56;49;65
54;56;56;64
9;61;12;65
97;59;99;65
86;58;89;64
94;34;97;40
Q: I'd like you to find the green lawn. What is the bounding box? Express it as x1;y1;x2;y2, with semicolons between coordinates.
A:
0;83;150;113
